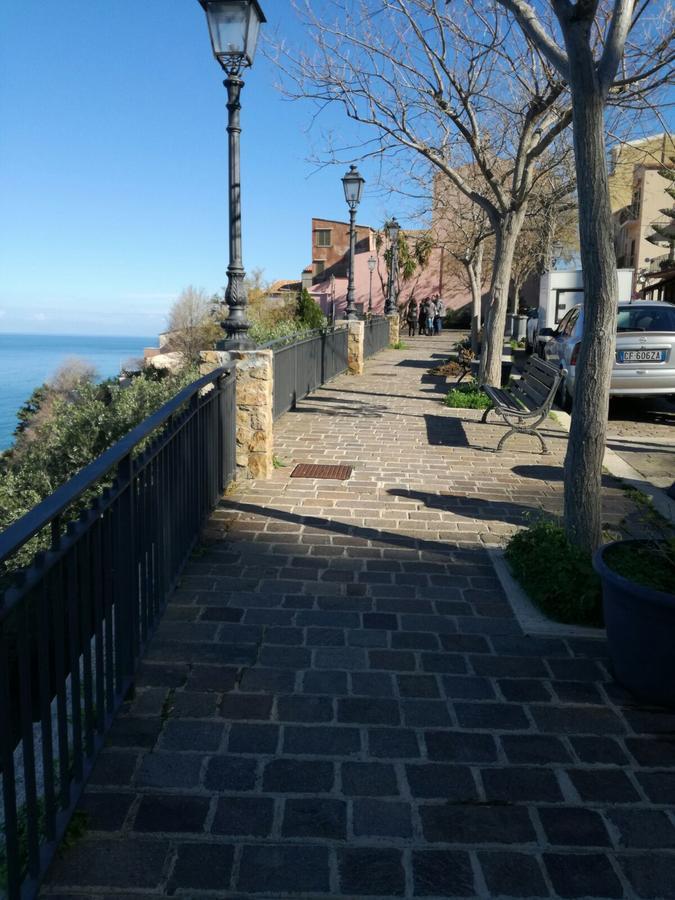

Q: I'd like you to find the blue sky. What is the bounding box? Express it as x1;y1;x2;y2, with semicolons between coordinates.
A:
0;1;396;337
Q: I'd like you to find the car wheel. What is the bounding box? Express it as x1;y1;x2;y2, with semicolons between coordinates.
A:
556;376;573;412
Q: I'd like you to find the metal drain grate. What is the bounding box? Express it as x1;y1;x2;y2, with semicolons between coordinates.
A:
290;464;353;480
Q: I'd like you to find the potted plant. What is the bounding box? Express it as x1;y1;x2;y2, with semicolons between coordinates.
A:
593;507;675;708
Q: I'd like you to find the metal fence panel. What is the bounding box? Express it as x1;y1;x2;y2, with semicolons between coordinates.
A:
364;317;390;358
0;366;236;900
271;328;349;420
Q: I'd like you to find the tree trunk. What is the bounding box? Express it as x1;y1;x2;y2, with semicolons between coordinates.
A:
467;243;484;354
480;210;524;385
562;36;618;552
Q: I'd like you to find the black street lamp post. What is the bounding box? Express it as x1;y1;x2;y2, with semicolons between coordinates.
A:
367;255;376;314
385;217;400;316
198;0;266;349
342;165;365;320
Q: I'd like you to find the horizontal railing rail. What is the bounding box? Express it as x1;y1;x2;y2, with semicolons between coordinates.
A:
0;366;236;900
364;316;390;358
268;327;349;420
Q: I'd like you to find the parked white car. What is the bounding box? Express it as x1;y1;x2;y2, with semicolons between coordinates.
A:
543;300;675;408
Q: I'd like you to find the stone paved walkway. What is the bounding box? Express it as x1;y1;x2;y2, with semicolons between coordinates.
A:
43;336;675;899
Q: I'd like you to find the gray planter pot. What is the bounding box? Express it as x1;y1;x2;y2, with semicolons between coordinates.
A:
593;540;675;708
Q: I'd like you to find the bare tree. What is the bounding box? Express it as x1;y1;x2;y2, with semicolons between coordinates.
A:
433;176;494;351
279;0;575;385
166;286;222;364
495;0;674;550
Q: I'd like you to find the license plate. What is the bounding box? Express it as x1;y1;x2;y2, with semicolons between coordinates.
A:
618;349;666;363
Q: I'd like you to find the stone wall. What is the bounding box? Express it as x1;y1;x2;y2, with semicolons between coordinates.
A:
387;314;400;346
201;349;274;481
347;321;365;375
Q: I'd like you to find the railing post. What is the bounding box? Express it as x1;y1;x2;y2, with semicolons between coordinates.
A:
116;452;136;686
347;320;365;375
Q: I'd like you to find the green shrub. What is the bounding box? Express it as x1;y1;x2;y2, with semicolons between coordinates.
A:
391;340;407;350
443;383;491;410
505;519;603;626
296;288;327;330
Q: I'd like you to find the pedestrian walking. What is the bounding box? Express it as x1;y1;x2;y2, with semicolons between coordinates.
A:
425;298;434;336
406;300;418;337
433;294;444;334
418;302;427;336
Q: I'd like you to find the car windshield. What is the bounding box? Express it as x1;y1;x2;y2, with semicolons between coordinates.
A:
616;306;675;333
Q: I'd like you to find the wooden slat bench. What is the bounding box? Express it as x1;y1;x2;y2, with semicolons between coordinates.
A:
481;356;562;453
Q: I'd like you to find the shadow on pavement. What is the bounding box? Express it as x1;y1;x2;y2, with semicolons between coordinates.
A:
387;488;537;526
425;414;471;448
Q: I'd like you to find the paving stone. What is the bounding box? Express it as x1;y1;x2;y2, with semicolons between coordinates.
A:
283;724;361;756
107;717;163;750
369;727;421;758
306;626;345;646
160;720;223;752
237;844;330;893
392;631;440;650
282;797;346;839
412;849;475;897
342;761;398;796
204;756;257;792
302;669;349;694
48;839;169;888
550;679;604;704
200;606;244;622
398;674;440;698
442;675;495;699
625;737;675;767
212;796;274;837
170;843;235;891
136;752;203;789
350;671;395;697
481;766;563;802
186;665;239;693
258;645;312;669
315;646;367;670
498;678;551;702
501;734;572;765
439;633;491;653
454;701;529;730
608;808;675;849
77;793;134;831
406;763;477;800
635;770;675;803
368;649;417;671
347;628;389;647
530;705;626;734
426;730;498;763
546;658;604;681
471;655;548;678
421;652;468;674
543;852;623;898
478;851;549;898
338;697;400;725
620;853;675;899
134;794;209;833
421;804;536;844
88;750;139;786
353;799;412;837
263;759;334;793
569;735;631;765
276;694;333;723
538;806;612;847
338;848;406;896
567;767;641;802
219;694;273;721
402;699;451;727
170;691;220;718
228;723;279;754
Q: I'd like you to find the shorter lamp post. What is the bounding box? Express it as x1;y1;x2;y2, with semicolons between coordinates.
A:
385;217;400;316
342;165;365;320
198;0;266;349
367;255;376;314
329;274;336;323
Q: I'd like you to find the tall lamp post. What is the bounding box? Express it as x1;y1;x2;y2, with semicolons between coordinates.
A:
385;217;400;315
198;0;266;349
367;255;376;314
342;165;365;320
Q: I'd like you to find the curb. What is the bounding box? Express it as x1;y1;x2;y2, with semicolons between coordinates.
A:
487;548;605;639
551;409;675;523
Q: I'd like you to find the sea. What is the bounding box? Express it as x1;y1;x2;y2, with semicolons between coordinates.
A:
0;333;154;452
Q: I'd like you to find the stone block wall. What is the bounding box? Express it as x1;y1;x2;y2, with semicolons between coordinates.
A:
387;314;400;346
347;321;365;375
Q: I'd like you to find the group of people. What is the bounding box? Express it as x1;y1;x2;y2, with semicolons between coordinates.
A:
406;294;444;337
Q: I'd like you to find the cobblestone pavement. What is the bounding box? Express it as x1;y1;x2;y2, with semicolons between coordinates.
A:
43;336;675;899
605;397;675;490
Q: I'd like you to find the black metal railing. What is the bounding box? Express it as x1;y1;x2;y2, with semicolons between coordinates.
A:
0;366;236;900
364;316;390;358
266;328;349;419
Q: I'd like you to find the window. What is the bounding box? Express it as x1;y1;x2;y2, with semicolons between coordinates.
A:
315;229;332;248
617;305;675;332
314;260;326;276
